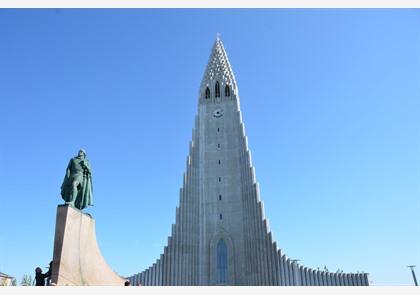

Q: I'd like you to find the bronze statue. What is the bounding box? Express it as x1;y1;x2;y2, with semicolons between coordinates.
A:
61;149;93;210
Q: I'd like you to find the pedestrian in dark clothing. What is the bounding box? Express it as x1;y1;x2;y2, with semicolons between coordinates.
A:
35;265;51;286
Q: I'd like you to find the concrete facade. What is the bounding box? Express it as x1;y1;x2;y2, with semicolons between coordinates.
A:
128;37;369;286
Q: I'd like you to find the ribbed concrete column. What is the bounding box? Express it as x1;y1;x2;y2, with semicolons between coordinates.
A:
338;273;343;286
278;252;284;286
344;273;349;286
179;192;184;286
152;263;156;286
256;202;266;284
364;273;369;286
184;182;191;286
178;195;184;285
281;256;286;286
309;269;315;286
335;273;340;285
244;142;256;285
312;270;317;286
326;272;331;286
303;267;308;286
149;266;153;286
147;268;151;286
169;234;175;285
240;140;252;285
272;243;280;285
254;194;262;285
294;263;300;286
305;268;310;286
265;229;274;285
283;257;289;285
156;259;160;285
149;268;153;285
163;246;168;285
317;271;322;286
140;272;145;286
194;119;200;286
332;273;337;286
245;148;255;285
175;211;181;286
287;257;292;285
299;266;305;286
287;259;293;285
330;273;335;286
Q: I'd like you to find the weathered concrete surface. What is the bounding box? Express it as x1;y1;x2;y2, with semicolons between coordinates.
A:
51;204;125;286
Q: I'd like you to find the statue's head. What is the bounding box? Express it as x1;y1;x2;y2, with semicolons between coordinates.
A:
78;149;86;159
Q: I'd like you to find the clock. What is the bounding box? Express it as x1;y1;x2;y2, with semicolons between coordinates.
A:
213;109;223;118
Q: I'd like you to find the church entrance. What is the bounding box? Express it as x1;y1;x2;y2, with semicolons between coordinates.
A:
216;239;228;285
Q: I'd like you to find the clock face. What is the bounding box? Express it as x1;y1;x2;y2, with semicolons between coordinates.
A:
213;108;224;118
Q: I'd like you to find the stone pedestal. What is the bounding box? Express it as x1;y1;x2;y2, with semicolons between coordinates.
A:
50;204;125;286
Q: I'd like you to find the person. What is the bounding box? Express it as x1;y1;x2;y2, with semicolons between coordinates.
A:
60;149;93;210
35;265;51;286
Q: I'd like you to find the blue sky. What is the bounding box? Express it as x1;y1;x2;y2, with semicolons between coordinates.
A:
0;9;419;286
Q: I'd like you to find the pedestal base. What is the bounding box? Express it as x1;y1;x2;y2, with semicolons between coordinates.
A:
51;204;125;286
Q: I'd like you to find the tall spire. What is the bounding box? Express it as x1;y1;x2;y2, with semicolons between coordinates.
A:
200;35;237;95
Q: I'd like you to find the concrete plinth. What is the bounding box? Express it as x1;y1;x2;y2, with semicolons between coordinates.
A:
50;204;125;286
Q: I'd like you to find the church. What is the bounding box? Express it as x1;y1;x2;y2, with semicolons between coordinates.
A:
128;37;369;286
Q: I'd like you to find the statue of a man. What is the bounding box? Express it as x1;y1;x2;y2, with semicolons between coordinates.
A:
60;149;93;210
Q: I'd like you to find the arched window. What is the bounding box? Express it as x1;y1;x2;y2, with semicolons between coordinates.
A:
215;81;220;98
217;239;228;285
225;85;230;97
205;87;210;99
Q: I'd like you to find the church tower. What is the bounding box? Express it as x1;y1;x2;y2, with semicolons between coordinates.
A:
128;37;369;286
